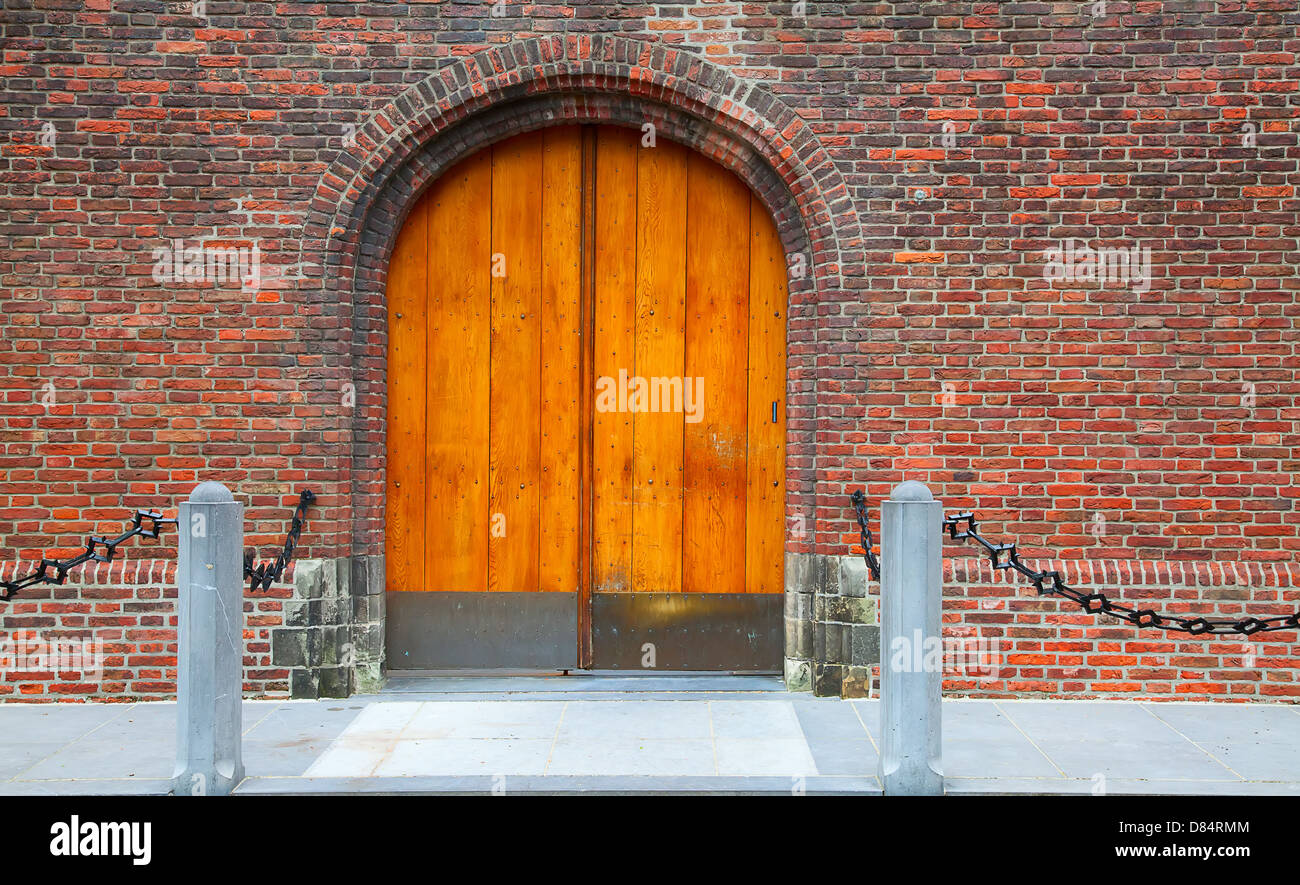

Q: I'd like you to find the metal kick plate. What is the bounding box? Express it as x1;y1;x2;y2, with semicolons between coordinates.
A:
591;593;782;672
386;591;578;670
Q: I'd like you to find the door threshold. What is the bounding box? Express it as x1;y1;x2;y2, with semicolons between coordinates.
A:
377;670;786;695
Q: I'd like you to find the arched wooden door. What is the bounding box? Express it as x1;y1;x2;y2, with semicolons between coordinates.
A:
384;125;788;671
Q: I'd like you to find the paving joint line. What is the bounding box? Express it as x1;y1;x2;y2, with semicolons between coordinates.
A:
542;700;569;775
991;700;1069;778
1138;702;1245;781
7;700;144;784
240;701;286;738
707;701;720;776
850;701;880;756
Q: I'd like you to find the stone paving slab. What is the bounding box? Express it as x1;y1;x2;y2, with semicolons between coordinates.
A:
3;779;173;796
547;738;717;777
941;702;1060;779
242;703;364;743
234;774;880;796
305;697;824;778
383;674;784;694
802;739;877;777
377;738;555;777
1139;703;1300;781
0;684;1295;795
362;691;797;703
557;699;713;740
944;777;1300;796
989;700;1241;781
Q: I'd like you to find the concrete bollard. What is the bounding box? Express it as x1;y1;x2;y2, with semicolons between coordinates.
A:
172;481;245;796
878;480;944;796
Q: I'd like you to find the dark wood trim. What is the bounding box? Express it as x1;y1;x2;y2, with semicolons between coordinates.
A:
577;125;598;669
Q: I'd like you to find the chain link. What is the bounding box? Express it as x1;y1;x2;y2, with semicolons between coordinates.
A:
2;489;317;601
0;509;177;602
244;490;316;592
850;490;881;581
942;510;1299;636
848;492;1297;636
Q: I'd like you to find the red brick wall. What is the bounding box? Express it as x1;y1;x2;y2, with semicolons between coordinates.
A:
1;2;1297;701
934;558;1299;702
0;560;296;700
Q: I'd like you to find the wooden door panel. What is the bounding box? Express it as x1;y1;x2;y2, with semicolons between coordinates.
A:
682;152;751;595
631;138;688;593
539;127;584;593
386;125;789;668
591;127;638;593
489;132;545;593
385;194;429;593
425;151;492;592
745;196;789;594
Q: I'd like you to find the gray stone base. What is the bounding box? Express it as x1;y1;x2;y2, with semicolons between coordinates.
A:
783;552;879;698
272;555;384;699
783;657;812;691
270;551;875;699
350;555;386;693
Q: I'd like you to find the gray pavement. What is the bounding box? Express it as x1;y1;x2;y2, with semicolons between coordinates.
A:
1;675;1297;795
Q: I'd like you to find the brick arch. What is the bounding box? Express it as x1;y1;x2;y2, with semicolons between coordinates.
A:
305;35;860;562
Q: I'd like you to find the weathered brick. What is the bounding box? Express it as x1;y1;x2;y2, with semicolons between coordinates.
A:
0;5;1296;704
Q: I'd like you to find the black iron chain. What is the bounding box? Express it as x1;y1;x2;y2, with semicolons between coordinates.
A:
942;511;1300;636
2;489;316;601
848;492;1297;636
0;509;177;602
849;489;881;581
244;489;316;592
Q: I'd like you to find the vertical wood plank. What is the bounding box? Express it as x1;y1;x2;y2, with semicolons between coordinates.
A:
745;195;789;594
632;138;688;593
385;195;429;592
424;151;492;592
683;153;751;594
591;126;638;593
578;127;597;664
539;127;583;593
489;132;544;593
